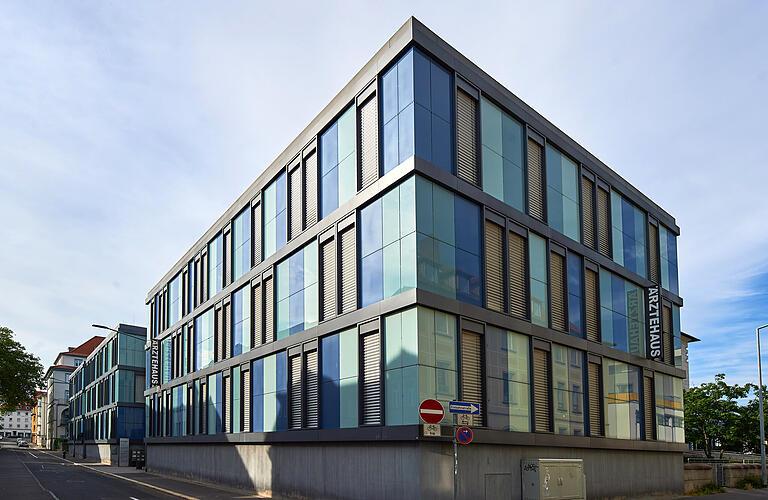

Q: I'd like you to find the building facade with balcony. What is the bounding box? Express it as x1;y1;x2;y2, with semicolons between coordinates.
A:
143;18;686;499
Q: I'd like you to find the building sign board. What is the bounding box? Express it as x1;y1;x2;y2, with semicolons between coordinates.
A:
646;285;662;361
150;339;160;387
449;401;480;414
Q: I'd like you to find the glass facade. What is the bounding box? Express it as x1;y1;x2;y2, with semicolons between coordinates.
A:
171;385;186;437
415;176;482;306
161;337;171;384
168;273;181;328
385;307;457;426
208;233;223;298
360;177;417;307
654;373;684;443
603;359;642;440
567;253;584;338
551;344;585;436
659;225;679;295
382;48;452;175
487;327;530;432
187;260;195;313
321;328;358;429
251;352;287;432
232;206;251;282
546;145;580;242
611;191;647;278
232;284;251;356
263;171;287;260
232;366;241;433
321;105;356;219
481;97;524;211
276;241;318;340
599;269;645;356
194;308;214;371
529;234;548;327
672;305;682;368
207;372;222;434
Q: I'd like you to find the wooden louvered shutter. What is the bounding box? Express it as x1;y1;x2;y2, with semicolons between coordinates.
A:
321;238;336;321
644;376;654;440
253;202;262;266
243;369;251;432
649;223;660;284
662;306;673;365
588;362;603;436
216;307;224;362
304;151;318;228
485;221;504;312
597;187;611;258
533;348;551;432
223;375;231;433
456;89;478;186
585;269;600;343
305;350;319;428
359;94;378;190
360;331;381;425
224;302;231;359
550;252;567;332
340;228;356;314
527;139;545;221
264;276;274;344
289;354;302;429
461;331;483;426
289;166;303;240
252;282;262;348
582;177;595;249
509;231;527;319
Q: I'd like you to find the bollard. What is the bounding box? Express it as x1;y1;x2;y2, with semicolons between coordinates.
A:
62;450;66;460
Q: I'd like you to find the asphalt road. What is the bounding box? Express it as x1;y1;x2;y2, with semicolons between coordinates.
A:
0;443;176;500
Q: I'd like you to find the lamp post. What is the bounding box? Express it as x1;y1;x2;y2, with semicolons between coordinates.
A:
757;324;768;488
92;324;119;334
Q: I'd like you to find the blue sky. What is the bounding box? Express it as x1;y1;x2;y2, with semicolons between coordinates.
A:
1;1;766;387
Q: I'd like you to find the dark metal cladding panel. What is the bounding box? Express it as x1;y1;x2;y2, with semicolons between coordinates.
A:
456;89;478;186
485;220;504;312
359;94;379;190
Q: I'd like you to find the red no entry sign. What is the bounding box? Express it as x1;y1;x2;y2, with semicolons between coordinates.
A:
456;426;473;445
418;399;445;424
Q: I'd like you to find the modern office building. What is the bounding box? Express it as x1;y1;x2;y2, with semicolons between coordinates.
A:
43;335;104;449
1;404;34;439
68;324;146;464
144;18;686;499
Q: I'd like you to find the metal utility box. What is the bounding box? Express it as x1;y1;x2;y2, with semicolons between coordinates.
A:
521;458;586;500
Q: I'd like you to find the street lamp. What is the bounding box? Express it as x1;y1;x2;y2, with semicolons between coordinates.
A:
757;324;768;488
91;324;119;334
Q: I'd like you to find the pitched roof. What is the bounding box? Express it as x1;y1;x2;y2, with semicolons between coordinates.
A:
57;335;105;358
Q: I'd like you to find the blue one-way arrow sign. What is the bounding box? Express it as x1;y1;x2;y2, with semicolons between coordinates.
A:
449;401;480;414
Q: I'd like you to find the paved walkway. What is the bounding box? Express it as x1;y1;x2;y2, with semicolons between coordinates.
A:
677;488;768;498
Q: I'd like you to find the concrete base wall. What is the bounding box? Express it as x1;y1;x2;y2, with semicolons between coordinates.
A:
684;463;763;492
147;442;683;499
723;464;762;486
72;443;115;464
684;464;715;493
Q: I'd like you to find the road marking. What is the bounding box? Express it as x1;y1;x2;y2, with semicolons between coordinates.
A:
28;452;37;458
19;457;60;500
130;497;140;500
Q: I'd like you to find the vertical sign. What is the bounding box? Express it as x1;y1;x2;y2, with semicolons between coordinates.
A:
627;288;643;355
646;285;662;361
150;339;160;387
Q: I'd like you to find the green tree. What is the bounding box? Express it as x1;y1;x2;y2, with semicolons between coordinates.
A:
0;326;43;412
684;373;753;458
735;396;762;454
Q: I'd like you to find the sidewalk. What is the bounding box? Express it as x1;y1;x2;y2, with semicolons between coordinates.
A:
38;449;276;499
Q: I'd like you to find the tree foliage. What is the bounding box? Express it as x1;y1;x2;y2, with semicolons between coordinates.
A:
0;326;44;412
684;373;765;457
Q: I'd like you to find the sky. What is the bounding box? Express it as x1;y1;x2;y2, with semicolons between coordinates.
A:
1;1;766;387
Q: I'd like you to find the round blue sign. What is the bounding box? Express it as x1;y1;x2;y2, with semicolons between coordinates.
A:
456;426;473;445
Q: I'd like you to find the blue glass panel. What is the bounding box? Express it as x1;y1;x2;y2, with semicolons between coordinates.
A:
397;49;414;112
383;117;399;174
289;250;304;296
431;115;451;173
276;351;287;392
361;250;384;308
398;103;415;164
414;104;431;162
289;289;304;335
321;123;338;176
360;199;382;258
413;49;430;109
275;210;287;251
455;249;482;306
612;312;628;352
569;294;583;338
430;61;451;122
275;172;286;214
321;168;339;220
382;65;398;124
321;380;340;429
611;274;626;315
502;159;523;211
454;196;480;255
322;334;340;382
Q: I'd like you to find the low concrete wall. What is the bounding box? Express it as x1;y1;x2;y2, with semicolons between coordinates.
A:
684;464;715;493
723;464;762;487
71;443;116;464
147;441;683;499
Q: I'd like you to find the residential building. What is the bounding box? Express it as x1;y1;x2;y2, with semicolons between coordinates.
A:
143;18;686;499
68;324;146;464
0;404;34;439
44;335;103;449
31;391;46;445
681;332;700;390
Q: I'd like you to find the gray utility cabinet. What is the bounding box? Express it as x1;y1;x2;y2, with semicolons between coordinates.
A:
521;458;586;500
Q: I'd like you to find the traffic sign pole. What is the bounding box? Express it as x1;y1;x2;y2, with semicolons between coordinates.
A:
453;413;457;500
